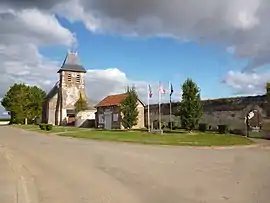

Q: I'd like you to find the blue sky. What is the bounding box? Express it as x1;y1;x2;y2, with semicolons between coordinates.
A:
41;18;246;100
2;0;270;117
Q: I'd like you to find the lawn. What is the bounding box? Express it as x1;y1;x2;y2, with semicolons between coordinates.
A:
0;118;10;121
14;124;85;133
14;125;253;146
59;130;253;146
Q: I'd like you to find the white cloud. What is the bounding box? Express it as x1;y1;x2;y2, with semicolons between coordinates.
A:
53;0;270;72
223;70;270;95
1;0;270;117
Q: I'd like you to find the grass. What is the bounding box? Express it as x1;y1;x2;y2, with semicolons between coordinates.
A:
14;125;254;146
0;118;10;121
60;130;253;146
14;124;85;133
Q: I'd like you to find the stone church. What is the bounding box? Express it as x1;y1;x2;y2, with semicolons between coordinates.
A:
42;51;95;126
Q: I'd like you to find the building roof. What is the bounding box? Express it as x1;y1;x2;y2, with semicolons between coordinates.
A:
57;52;86;73
44;81;60;100
95;93;128;107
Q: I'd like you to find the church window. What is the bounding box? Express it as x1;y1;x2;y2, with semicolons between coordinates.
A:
67;74;72;82
76;74;80;83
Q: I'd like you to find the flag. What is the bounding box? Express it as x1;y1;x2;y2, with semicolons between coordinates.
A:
159;82;166;94
148;85;153;98
169;82;174;97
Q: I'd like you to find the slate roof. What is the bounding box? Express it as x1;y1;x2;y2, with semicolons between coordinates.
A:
57;52;86;73
95;93;128;107
44;81;59;99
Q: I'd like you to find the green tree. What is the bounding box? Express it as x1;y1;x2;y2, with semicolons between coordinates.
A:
75;92;88;113
179;78;202;131
121;87;139;129
1;83;46;124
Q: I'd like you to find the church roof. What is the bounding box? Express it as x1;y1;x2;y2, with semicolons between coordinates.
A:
57;52;86;73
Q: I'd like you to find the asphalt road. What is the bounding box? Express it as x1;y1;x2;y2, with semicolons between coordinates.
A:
0;126;270;203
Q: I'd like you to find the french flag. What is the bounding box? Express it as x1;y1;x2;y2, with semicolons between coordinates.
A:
159;82;166;94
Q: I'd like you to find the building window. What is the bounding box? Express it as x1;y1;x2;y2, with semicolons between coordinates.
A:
113;113;118;121
67;74;72;82
76;74;80;83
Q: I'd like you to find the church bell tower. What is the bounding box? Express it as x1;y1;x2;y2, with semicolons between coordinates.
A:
56;51;87;125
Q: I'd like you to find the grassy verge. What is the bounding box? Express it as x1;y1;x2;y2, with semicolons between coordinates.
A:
14;125;253;146
0;118;10;121
14;124;86;133
59;130;253;146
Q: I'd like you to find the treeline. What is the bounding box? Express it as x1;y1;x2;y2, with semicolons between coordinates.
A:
1;83;46;124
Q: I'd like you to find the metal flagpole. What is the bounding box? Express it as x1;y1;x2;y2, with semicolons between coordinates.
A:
169;82;172;131
147;84;151;132
158;81;161;131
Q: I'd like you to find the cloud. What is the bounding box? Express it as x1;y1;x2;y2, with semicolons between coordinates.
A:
53;0;270;72
223;70;270;95
1;0;270;115
3;0;270;72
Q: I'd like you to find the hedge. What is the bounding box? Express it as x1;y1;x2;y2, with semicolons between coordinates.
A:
218;125;229;134
39;124;53;131
198;123;208;132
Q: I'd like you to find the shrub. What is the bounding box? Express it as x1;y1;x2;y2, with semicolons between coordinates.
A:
168;121;174;128
198;123;208;132
39;124;53;131
46;124;53;131
218;125;229;134
39;124;46;130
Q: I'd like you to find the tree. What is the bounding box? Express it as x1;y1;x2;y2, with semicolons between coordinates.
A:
1;83;46;124
121;87;139;129
75;92;88;113
178;78;202;131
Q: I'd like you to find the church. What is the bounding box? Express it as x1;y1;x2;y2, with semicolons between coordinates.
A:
42;51;95;126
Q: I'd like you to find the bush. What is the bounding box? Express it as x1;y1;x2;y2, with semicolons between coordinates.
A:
218;125;229;134
46;124;53;131
39;124;53;131
198;123;208;132
167;121;174;128
39;124;46;130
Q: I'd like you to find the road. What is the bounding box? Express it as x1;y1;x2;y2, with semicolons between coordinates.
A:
0;126;270;203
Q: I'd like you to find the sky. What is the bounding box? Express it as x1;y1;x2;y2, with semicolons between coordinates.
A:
1;0;270;117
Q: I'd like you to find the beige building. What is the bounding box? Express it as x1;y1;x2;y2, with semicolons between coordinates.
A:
96;93;145;130
42;51;95;126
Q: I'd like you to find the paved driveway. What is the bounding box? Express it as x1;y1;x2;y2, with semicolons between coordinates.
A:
0;126;270;203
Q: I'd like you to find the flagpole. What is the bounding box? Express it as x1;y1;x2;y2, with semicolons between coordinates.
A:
147;84;150;133
169;82;172;131
158;81;161;131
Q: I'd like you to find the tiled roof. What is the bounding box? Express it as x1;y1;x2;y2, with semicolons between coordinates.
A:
57;52;86;73
96;93;128;107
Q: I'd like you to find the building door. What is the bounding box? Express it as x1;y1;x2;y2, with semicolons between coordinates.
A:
104;113;112;130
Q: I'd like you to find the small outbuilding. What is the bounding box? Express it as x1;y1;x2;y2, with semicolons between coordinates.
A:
95;93;145;130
